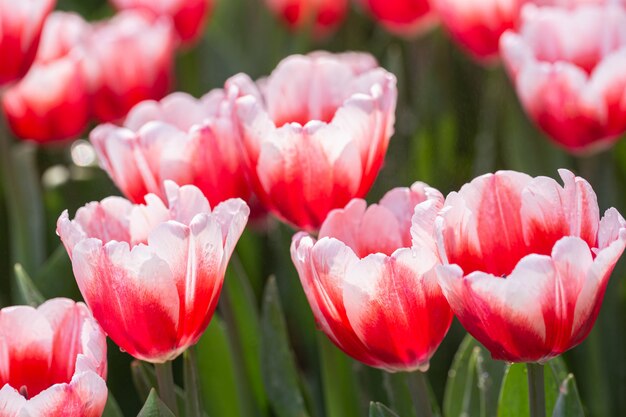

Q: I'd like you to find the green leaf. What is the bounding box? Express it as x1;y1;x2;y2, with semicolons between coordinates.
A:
196;315;245;417
369;402;400;417
384;372;416;417
131;360;153;403
13;263;44;306
318;333;361;417
444;334;505;417
260;276;310;417
102;391;124;417
497;363;529;417
551;374;584;417
137;389;175;417
223;256;268;416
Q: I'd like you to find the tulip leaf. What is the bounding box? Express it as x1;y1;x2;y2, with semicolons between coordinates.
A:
13;263;44;306
196;315;245;417
551;374;584;417
383;372;416;417
261;276;310;417
444;334;505;417
131;360;153;403
318;333;361;417
137;389;176;417
102;391;124;417
183;347;204;417
369;402;400;417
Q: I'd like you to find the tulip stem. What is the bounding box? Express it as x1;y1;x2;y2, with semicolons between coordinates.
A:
407;371;433;417
155;361;178;415
527;363;546;417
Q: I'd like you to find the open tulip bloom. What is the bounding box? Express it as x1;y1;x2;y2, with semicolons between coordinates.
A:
229;51;397;231
500;3;626;154
291;183;453;373
57;181;249;363
90;90;252;208
412;169;626;364
0;298;107;417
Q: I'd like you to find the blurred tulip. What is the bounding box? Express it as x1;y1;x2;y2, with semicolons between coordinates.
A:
110;0;213;45
90;91;252;207
356;0;437;37
0;298;107;416
57;182;249;363
84;11;177;123
414;169;626;363
431;0;527;62
229;51;397;231
500;4;626;154
2;13;91;143
291;183;452;372
0;0;55;86
265;0;348;37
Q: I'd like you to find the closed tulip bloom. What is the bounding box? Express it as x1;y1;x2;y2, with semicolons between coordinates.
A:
110;0;213;45
57;182;249;363
2;12;91;142
356;0;437;37
500;4;626;154
229;52;397;231
431;0;526;62
0;298;107;417
415;170;626;363
265;0;348;37
90;91;252;207
0;0;55;86
84;11;177;123
291;183;452;372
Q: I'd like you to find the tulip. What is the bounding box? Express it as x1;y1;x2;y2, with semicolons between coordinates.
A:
413;169;626;363
500;4;626;154
264;0;348;37
90;90;252;207
291;183;452;371
109;0;213;45
356;0;437;37
0;298;107;417
84;11;177;123
0;0;55;86
2;12;91;143
57;181;249;363
430;0;527;62
229;51;397;231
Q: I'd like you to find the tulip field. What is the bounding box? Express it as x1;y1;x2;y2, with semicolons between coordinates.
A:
2;0;626;416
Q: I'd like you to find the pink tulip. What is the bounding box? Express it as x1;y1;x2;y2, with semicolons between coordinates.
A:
356;0;437;37
90;90;252;207
291;183;452;371
264;0;349;37
110;0;213;45
0;0;55;86
57;182;249;363
431;0;528;62
414;169;626;363
84;10;177;123
2;13;91;143
0;298;107;417
500;4;626;154
229;51;397;231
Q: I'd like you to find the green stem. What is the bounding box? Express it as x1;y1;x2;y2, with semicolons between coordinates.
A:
527;363;546;417
184;346;203;417
407;370;434;417
155;361;178;415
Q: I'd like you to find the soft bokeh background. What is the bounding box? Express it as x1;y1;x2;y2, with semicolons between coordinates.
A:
2;0;626;416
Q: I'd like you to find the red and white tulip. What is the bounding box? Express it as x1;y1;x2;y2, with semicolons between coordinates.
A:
57;182;249;363
291;183;452;371
414;169;626;363
0;298;107;417
264;0;348;37
90;90;252;207
357;0;437;37
229;51;397;231
500;3;626;154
